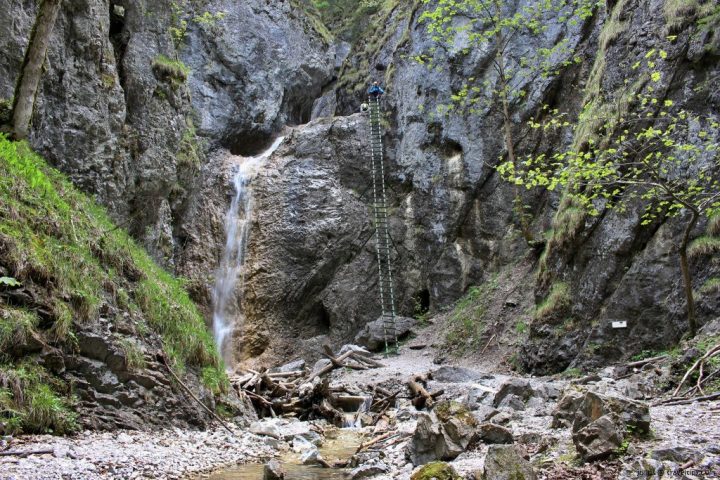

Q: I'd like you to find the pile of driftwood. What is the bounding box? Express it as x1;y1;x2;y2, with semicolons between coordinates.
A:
230;346;447;425
230;346;397;425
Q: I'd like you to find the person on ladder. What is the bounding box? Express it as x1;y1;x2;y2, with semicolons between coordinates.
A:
368;81;385;98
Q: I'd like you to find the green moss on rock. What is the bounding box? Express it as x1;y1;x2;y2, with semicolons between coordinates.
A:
411;462;462;480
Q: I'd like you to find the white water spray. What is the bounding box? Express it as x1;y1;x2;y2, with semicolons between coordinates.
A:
212;137;285;367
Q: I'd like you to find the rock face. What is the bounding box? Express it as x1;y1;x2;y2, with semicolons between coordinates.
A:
2;0;719;376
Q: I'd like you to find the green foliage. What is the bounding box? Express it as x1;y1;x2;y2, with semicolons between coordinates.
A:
663;0;717;34
0;276;21;287
515;321;528;334
497;84;720;229
152;55;190;89
170;1;227;48
0;135;224;391
0;97;11;125
0;362;77;434
560;367;582;378
201;365;229;395
0;307;38;351
177;119;202;167
534;282;570;321
688;235;720;258
410;461;462;480
700;277;720;295
444;277;497;352
118;338;146;371
417;0;600;116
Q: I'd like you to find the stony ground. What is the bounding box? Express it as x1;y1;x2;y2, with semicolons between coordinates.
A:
1;335;719;480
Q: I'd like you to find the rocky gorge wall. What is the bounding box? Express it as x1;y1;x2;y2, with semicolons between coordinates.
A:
2;0;718;376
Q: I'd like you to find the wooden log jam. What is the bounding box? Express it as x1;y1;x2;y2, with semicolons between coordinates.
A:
407;374;441;409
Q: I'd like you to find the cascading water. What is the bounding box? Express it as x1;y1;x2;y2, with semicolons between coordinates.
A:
212;137;285;368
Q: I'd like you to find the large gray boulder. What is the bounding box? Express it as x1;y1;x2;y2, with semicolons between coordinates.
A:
480;445;537;480
354;316;417;351
573;414;623;461
407;404;477;466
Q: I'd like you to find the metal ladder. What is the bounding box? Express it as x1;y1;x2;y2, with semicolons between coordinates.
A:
367;96;399;355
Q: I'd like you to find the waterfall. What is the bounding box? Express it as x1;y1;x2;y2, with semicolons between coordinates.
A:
212;137;285;367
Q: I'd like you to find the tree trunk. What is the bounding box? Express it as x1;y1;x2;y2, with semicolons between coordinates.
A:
679;210;699;337
11;0;62;140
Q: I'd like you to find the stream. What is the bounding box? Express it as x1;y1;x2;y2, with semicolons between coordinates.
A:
207;430;363;479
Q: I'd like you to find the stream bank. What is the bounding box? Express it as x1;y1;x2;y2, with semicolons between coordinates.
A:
2;330;719;479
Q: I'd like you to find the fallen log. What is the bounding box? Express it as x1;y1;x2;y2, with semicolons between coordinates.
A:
407;375;438;409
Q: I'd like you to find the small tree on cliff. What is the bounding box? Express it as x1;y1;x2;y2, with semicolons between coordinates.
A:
497;65;720;336
417;0;599;242
12;0;63;139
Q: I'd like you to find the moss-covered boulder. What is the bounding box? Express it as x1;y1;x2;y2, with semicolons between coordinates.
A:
411;462;462;480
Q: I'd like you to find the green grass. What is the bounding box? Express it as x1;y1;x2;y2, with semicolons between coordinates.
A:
708;214;720;236
118;337;146;371
0;362;77;434
700;277;720;295
151;55;190;88
663;0;716;33
0;307;38;352
534;282;571;322
0;135;226;409
444;276;498;352
688;235;720;257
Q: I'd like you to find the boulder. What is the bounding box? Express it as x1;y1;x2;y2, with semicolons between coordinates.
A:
650;446;704;464
411;462;462;480
349;462;390;479
270;359;306;374
551;390;585;428
407;403;477;466
431;366;490;383
300;448;324;466
573;414;623;461
493;379;539;405
263;460;285;480
355;316;417;351
476;423;514;444
618;458;663;480
480;445;537;480
572;392;650;435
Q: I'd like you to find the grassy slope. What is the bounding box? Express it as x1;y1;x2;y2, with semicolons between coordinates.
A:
0;135;225;434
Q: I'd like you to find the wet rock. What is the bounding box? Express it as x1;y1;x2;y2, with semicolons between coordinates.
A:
300;448;324;466
479;445;537;480
350;461;389;479
573;414;623;461
355;316;417;351
263;459;285;480
476;423;514;444
291;435;314;453
411;462;462;480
